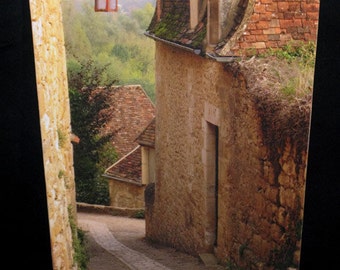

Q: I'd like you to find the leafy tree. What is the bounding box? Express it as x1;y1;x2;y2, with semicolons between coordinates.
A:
131;2;155;31
68;59;118;205
79;4;119;54
111;44;130;62
62;0;156;102
62;1;92;60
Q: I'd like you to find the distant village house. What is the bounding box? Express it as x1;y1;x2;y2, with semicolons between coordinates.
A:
101;85;155;209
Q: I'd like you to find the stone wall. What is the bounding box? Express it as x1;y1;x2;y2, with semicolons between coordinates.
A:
29;0;76;269
109;180;145;209
145;42;308;268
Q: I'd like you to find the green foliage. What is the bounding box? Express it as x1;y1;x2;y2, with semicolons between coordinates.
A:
191;28;207;48
67;58;118;91
58;170;65;179
98;140;118;164
133;209;145;219
74;228;89;270
67;19;93;59
68;59;118;205
262;41;316;67
256;41;316;99
68;206;89;270
111;44;131;62
62;0;156;102
131;2;155;30
62;1;156;204
57;128;67;148
153;13;182;40
281;80;297;98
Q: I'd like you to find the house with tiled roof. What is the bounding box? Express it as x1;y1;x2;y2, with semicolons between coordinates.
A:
101;85;155;209
99;84;155;158
146;0;319;58
144;0;319;268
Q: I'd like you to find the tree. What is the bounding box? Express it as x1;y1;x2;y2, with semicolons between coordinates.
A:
68;59;118;205
62;0;156;102
131;2;155;31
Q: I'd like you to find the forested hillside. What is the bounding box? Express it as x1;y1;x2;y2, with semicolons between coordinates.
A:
62;0;156;101
72;0;155;13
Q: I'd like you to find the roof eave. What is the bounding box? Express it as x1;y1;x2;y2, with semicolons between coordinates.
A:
102;173;144;186
145;31;202;55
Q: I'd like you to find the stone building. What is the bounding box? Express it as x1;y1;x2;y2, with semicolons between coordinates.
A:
101;85;155;209
144;0;319;269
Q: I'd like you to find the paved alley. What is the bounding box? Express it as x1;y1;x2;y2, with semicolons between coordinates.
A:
77;212;225;270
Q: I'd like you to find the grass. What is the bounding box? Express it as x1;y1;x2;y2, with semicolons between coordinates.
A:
237;42;316;100
73;228;89;270
68;206;89;269
225;41;316;151
257;41;316;99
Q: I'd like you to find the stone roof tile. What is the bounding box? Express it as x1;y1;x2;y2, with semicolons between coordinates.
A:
146;0;206;53
136;117;155;147
99;85;155;158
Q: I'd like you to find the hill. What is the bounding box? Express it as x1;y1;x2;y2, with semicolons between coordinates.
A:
73;0;156;14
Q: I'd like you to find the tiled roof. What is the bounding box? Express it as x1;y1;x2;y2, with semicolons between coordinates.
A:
99;85;155;184
146;0;319;57
99;85;155;158
135;117;155;148
146;0;206;53
103;146;142;185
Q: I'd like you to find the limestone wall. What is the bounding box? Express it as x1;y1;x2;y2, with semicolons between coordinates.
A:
109;180;145;209
145;42;308;268
29;0;76;269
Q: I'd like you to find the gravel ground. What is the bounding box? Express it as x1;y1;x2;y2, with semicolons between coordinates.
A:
77;211;225;270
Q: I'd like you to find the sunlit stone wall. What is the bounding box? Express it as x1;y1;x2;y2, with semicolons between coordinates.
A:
29;0;76;269
145;42;309;268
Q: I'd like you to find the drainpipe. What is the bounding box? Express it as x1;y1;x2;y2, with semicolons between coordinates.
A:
145;31;240;62
144;31;202;55
206;52;239;63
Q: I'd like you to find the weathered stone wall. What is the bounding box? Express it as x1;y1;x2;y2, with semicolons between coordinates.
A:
145;42;308;268
109;180;145;209
29;0;76;269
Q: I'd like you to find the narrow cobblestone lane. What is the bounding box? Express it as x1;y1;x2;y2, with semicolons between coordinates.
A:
86;219;171;270
77;212;225;270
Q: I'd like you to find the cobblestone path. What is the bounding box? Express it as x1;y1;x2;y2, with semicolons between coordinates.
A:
86;219;171;270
